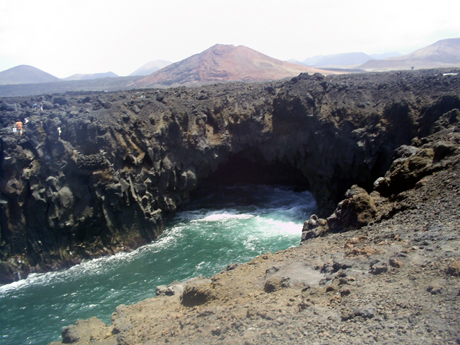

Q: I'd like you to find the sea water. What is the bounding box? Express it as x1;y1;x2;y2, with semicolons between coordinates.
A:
0;184;316;344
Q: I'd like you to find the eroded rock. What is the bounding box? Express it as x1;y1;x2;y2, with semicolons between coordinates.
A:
301;185;377;240
180;277;216;307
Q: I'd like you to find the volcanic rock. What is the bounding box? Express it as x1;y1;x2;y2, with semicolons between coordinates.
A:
1;69;460;285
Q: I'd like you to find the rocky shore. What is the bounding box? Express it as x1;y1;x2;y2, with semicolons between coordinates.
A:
49;126;460;344
2;69;459;284
0;68;459;343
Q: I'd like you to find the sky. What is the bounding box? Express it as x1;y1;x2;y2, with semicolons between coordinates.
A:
1;0;459;78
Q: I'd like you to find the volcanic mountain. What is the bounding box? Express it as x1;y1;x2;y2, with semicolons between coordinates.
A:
129;60;172;76
133;44;333;87
358;38;460;71
63;72;118;81
0;65;60;85
302;52;373;67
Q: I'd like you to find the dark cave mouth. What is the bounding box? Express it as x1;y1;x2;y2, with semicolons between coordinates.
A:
193;151;311;197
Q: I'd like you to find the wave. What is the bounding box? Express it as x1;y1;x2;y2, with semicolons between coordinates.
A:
192;212;255;222
0;225;187;296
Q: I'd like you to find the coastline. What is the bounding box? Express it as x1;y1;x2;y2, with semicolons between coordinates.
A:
50;127;460;344
1;68;460;343
2;69;460;283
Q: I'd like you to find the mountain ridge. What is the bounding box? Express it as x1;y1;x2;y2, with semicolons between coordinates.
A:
63;72;118;81
302;52;373;67
133;44;335;88
129;60;172;76
2;39;459;89
359;38;460;70
0;65;60;85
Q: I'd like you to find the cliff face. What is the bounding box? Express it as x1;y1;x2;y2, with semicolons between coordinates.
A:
1;69;459;283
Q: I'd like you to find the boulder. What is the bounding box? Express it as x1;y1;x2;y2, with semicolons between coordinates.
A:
155;281;186;296
61;317;112;344
61;325;80;343
42;101;54;110
447;261;460;277
58;186;74;209
301;185;377;241
427;281;445;295
53;96;68;106
264;276;290;293
330;185;377;230
180;277;216;307
301;214;328;240
370;260;388;275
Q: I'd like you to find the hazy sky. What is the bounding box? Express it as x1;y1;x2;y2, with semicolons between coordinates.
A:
1;0;459;78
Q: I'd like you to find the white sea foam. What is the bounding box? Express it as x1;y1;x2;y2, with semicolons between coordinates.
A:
194;213;255;222
0;225;188;296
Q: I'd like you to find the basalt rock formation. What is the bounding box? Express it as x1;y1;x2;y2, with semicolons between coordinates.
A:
1;69;460;284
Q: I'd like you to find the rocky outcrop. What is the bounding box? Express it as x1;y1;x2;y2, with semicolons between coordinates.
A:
1;69;460;283
301;185;377;241
301;125;460;241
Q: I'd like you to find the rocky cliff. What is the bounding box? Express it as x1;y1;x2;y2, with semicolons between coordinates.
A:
1;69;459;284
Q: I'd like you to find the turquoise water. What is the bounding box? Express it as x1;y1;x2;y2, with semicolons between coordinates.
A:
0;184;316;344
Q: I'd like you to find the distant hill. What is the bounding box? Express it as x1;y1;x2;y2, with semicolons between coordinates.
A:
63;72;118;81
133;44;335;88
0;65;60;85
0;76;144;98
359;38;460;71
369;52;402;60
302;52;372;67
287;59;304;65
129;60;172;76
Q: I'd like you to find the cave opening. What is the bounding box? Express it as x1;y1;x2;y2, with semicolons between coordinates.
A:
192;148;311;199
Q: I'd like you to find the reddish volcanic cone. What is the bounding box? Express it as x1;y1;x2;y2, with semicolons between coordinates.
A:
134;44;336;87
